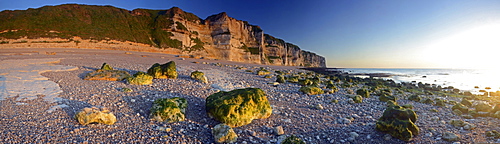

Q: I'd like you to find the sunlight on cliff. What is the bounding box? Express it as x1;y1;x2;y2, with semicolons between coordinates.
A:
422;21;500;69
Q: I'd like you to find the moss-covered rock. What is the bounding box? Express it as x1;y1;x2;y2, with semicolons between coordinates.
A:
256;69;271;75
280;135;305;144
147;61;177;79
84;63;130;81
326;84;338;93
352;95;363;103
356;89;370;98
126;71;153;85
100;63;113;70
379;93;396;102
298;79;313;86
407;94;421;102
452;103;469;114
421;98;434;104
150;97;187;123
206;88;272;127
121;88;133;92
212;123;238;143
376;103;419;141
75;107;116;125
299;86;324;95
276;75;286;83
449;119;465;127
434;98;446;107
461;99;472;107
486;130;500;138
286;76;299;83
442;131;460;141
190;71;208;83
474;101;492;112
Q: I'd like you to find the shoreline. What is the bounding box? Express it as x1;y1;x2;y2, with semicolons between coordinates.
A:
1;48;500;143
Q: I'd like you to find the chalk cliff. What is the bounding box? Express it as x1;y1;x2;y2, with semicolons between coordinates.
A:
0;5;325;67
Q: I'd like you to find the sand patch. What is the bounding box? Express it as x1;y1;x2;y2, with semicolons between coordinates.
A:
0;58;78;103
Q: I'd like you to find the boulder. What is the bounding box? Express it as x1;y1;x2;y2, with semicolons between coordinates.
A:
126;71;153;85
206;88;272;127
256;69;271;75
299;86;324;95
84;63;130;81
474;101;492;112
75;107;116;125
460;99;472;107
276;75;286;83
442;131;460;141
449;119;465;127
421;98;434;104
278;135;305;144
434;98;446;107
274;126;285;135
486;130;500;138
376;103;419;141
212;123;238;143
190;71;208;83
352;95;363;103
298;79;313;86
356;89;370;98
452;103;469;114
147;61;177;79
150;97;187;123
379;93;396;102
286;76;299;83
408;95;421;102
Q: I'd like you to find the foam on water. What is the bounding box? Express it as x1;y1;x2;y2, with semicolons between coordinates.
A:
0;58;78;103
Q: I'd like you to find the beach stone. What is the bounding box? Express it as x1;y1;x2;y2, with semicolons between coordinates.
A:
150;97;187;123
75;107;116;125
442;131;460;141
352;95;363;103
147;61;177;79
376;103;419;141
338;118;352;124
313;104;324;110
461;99;472;107
356;89;370;98
121;88;133;92
421;98;434;104
450;119;465;127
298;79;313;86
84;63;130;81
299;86;324;95
379;93;396;102
256;69;271;75
486;130;500;138
408;94;421;102
278;135;305;144
474;101;492;112
286;76;299;83
206;88;272;127
274;126;285;135
348;132;359;141
452;103;469;114
276;75;286;83
434;98;446;107
190;71;208;83
126;71;153;85
212;123;238;143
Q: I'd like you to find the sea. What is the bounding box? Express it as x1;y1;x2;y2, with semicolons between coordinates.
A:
342;68;500;94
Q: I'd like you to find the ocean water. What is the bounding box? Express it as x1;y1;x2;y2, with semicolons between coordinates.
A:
343;68;500;93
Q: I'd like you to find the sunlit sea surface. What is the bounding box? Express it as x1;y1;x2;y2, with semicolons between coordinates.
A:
343;68;500;93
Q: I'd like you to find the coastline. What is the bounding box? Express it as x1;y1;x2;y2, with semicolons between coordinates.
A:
1;48;500;143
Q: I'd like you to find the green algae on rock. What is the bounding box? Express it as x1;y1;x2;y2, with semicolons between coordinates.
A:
356;88;370;98
408;95;421;102
75;107;116;125
206;88;272;127
147;61;178;79
126;71;153;85
190;71;208;83
379;93;396;102
280;135;305;144
452;103;469;114
84;63;130;81
276;75;286;83
256;69;271;76
299;86;324;95
376;103;419;141
150;97;187;123
212;123;238;143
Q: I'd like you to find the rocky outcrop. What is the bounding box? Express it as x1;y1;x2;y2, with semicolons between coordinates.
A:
0;5;326;67
75;107;117;125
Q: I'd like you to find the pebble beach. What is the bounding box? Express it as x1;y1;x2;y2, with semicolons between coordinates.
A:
1;48;499;143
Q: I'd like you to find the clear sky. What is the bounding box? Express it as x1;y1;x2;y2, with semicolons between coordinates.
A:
2;0;500;69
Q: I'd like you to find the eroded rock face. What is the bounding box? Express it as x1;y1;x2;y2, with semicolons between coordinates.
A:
376;103;419;141
75;107;116;125
212;123;238;143
150;97;187;123
147;61;178;79
190;71;208;83
206;88;272;127
84;63;130;81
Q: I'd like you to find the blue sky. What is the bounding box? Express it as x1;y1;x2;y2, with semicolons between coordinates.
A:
2;0;500;68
